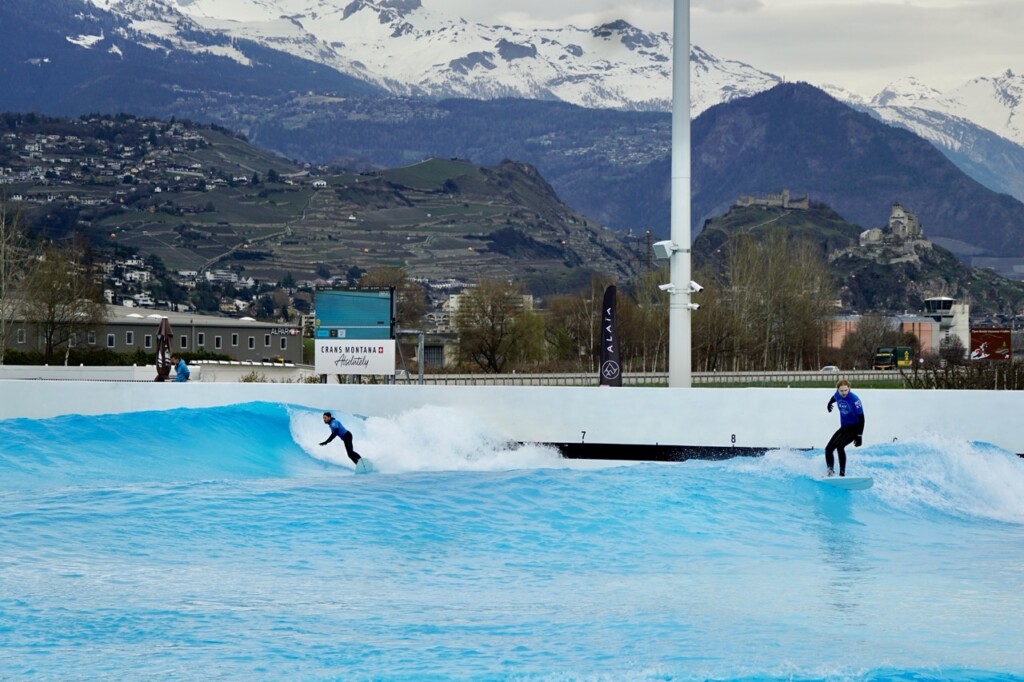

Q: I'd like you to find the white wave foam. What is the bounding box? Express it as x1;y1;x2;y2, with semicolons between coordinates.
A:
289;404;566;473
737;437;1024;524
865;436;1024;524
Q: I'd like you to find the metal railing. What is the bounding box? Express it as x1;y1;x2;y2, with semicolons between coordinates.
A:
398;370;901;387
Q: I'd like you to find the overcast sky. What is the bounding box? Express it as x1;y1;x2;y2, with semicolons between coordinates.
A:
441;0;1024;96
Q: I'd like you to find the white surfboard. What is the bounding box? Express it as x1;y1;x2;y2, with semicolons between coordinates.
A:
354;457;374;475
820;476;873;490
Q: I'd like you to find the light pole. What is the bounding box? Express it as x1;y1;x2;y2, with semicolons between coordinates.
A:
663;0;693;388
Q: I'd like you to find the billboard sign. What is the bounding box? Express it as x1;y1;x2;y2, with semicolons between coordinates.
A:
314;287;394;340
315;340;396;375
969;328;1011;361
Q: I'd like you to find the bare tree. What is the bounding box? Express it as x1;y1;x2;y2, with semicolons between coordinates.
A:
619;268;669;372
776;236;835;370
691;264;736;372
939;335;967;365
0;199;34;364
455;278;543;373
699;231;835;371
543;293;591;370
542;275;612;372
22;241;107;364
839;313;900;369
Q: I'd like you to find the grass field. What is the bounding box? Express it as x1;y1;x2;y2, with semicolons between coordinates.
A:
381;158;480;190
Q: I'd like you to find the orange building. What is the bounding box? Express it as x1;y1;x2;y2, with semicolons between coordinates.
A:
825;315;940;355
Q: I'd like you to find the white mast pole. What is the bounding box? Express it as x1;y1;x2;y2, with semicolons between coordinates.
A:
667;0;693;388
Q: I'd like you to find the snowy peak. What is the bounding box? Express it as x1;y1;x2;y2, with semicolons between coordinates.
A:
689;45;780;115
78;0;774;112
341;0;422;26
65;0;1024;153
591;19;665;51
866;71;1024;149
948;69;1024;141
870;76;947;108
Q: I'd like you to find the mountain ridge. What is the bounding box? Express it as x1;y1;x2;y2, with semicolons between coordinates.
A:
5;110;1024;319
0;112;640;292
6;0;1022;214
689;84;1024;262
5;1;1024;275
210;84;1024;269
78;0;1024;151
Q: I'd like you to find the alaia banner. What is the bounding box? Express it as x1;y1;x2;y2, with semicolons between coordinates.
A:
316;340;396;375
599;285;622;387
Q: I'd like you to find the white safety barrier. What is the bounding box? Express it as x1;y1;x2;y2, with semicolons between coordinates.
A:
2;380;1023;457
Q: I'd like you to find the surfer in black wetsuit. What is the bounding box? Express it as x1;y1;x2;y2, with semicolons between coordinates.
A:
825;378;864;477
320;411;362;465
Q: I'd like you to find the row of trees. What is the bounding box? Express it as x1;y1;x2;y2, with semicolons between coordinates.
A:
449;232;841;374
1;200;106;364
0;194;920;374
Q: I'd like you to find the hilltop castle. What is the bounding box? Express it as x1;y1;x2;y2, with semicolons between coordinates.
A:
859;203;926;244
735;188;810;210
857;203;932;261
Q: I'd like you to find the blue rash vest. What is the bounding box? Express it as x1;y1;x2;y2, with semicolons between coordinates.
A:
174;358;190;382
328;417;348;438
833;390;864;427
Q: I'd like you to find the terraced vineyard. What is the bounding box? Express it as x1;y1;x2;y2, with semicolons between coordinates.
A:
5;115;641;292
107;157;642;291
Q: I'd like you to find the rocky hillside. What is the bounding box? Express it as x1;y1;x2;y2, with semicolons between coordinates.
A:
693;200;1024;319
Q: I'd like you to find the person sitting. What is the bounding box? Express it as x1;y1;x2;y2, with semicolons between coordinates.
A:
171;354;190;382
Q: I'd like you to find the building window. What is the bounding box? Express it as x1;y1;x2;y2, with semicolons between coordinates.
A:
264;334;271;347
215;336;222;350
424;345;444;367
280;336;288;350
126;331;134;346
88;331;96;345
197;332;205;347
144;334;152;349
231;333;239;347
106;334;115;348
16;328;26;344
179;335;188;349
248;336;255;350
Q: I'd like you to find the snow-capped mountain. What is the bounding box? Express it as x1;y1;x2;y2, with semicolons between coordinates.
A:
858;96;1024;204
842;72;1024;202
82;1;1023;150
84;0;779;113
13;0;1024;206
870;72;1024;149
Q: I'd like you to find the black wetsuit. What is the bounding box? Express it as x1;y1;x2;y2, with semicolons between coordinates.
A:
323;417;362;465
824;422;863;477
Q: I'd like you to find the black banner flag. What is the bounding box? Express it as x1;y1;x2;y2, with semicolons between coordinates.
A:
599;285;622;387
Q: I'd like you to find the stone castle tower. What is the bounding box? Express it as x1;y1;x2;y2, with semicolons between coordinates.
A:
859;203;928;251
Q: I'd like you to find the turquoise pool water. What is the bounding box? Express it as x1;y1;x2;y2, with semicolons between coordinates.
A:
2;401;1023;680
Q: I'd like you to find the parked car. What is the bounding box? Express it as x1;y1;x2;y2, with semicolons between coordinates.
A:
820;365;840;373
